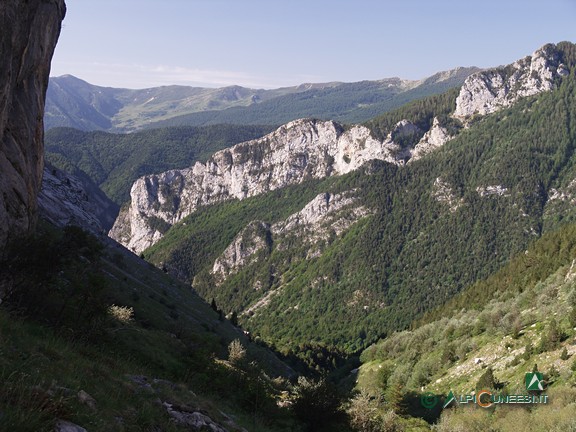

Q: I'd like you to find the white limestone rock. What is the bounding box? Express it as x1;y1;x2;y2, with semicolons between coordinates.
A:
110;119;407;253
110;44;572;254
548;179;576;203
476;185;510;197
432;177;463;212
211;191;370;284
212;221;271;283
273;191;369;239
454;43;566;118
410;117;453;160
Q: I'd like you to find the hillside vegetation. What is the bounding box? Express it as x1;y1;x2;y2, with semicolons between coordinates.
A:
45;124;275;204
354;222;576;431
0;222;320;431
143;61;576;363
45;70;476;132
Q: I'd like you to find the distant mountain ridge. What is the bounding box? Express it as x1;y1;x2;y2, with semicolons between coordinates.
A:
45;67;478;132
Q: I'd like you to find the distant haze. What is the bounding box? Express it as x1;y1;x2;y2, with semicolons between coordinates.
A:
51;0;576;89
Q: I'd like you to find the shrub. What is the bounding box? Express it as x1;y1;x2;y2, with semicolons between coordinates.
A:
108;305;134;323
228;339;247;365
348;391;384;432
290;377;348;432
476;367;498;391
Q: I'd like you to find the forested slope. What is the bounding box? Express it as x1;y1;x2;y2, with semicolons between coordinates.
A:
45;124;275;204
144;67;576;359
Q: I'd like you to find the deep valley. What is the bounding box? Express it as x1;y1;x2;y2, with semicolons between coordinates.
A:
2;4;576;429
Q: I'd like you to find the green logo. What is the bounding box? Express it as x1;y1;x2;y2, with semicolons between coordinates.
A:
525;372;544;391
443;390;456;408
420;392;439;409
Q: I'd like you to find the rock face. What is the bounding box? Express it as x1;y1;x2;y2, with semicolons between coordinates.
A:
110;118;422;253
454;43;568;118
38;163;119;234
110;43;571;254
0;0;66;250
410;117;452;160
211;191;369;283
432;177;462;213
212;221;271;283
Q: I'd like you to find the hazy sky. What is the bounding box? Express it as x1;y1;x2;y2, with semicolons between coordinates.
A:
51;0;576;89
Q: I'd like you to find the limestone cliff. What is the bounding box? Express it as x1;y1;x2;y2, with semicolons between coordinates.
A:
110;118;421;253
0;0;66;250
38;163;119;234
110;43;571;254
211;191;369;284
454;43;569;118
409;117;452;160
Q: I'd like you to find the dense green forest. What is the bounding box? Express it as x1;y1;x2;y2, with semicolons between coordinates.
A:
354;221;576;431
45;124;275;204
143;62;576;360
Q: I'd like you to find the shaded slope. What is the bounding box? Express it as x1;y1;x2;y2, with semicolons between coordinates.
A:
0;221;296;431
143;69;576;357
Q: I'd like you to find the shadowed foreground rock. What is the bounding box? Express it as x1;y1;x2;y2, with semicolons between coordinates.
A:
0;0;66;250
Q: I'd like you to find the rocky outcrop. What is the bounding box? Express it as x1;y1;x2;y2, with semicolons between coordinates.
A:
432;177;462;212
548;179;576;204
212;191;370;283
55;420;88;432
476;185;510;197
110;119;422;253
212;221;271;283
110;43;573;254
0;1;66;250
163;402;229;432
272;191;370;244
454;43;569;118
409;117;452;160
38;163;119;233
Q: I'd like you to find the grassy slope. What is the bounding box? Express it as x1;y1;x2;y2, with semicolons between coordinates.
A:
0;223;296;431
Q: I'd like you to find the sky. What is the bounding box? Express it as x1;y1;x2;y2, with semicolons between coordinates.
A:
50;0;576;90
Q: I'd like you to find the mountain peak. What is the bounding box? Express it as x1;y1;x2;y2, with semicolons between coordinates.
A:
454;42;570;118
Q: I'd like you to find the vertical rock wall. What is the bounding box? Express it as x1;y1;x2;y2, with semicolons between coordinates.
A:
0;0;66;249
